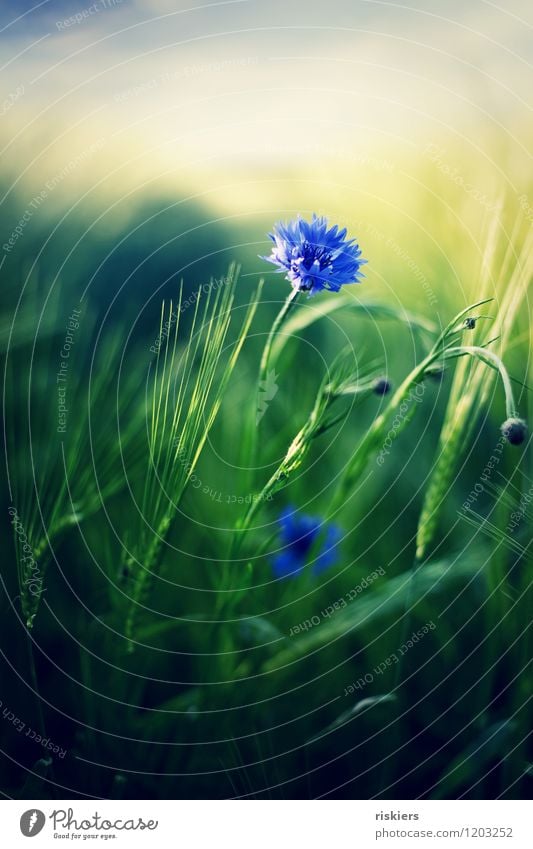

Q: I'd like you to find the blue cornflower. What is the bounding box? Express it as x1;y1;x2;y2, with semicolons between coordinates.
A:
271;506;342;579
262;214;366;296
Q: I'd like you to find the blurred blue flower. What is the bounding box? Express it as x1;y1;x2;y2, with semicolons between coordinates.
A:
271;506;342;579
262;214;366;296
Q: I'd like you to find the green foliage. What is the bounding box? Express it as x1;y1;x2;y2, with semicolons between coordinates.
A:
122;265;260;646
416;224;533;561
2;208;532;802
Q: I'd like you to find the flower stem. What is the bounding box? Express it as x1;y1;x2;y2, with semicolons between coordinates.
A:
243;288;300;489
329;350;437;514
444;345;518;417
235;288;300;558
328;342;516;521
258;287;300;387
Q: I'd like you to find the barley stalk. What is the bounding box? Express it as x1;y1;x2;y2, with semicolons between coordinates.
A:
416;221;533;561
123;268;259;648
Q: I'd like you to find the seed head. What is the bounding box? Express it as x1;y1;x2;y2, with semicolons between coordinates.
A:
373;377;392;396
501;417;527;446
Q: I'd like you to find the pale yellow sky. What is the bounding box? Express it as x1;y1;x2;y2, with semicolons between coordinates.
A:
1;0;532;214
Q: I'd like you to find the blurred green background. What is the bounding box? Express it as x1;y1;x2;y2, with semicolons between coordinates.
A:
1;0;532;800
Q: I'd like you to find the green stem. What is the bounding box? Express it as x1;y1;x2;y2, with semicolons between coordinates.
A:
231;466;281;558
26;630;55;784
330;349;439;514
444;346;518;417
231;288;301;561
330;342;518;520
258;287;300;387
241;287;300;505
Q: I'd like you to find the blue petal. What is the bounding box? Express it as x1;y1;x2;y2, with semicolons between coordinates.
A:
272;550;305;579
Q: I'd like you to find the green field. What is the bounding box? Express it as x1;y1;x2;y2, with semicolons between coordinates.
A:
2;150;532;800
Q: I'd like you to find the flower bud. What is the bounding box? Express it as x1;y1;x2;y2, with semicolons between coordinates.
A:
373;377;392;396
501;417;527;446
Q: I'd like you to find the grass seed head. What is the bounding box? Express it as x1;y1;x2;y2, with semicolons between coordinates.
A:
373;377;392;396
500;417;527;446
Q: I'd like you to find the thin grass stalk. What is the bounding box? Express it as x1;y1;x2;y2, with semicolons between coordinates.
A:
415;225;533;562
232;352;376;556
328;298;518;523
124;270;259;647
